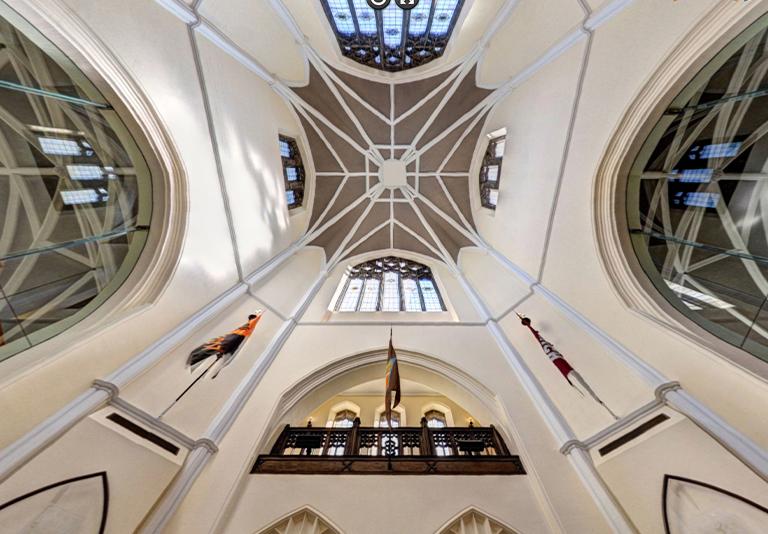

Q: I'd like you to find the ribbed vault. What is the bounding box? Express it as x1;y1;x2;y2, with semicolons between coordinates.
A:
284;57;494;266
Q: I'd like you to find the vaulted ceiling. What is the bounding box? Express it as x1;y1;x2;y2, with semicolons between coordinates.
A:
290;61;492;264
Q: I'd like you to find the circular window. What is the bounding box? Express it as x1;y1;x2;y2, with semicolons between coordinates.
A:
0;6;151;361
627;15;768;362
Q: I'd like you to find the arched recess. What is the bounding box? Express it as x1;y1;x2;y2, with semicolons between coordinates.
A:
251;349;518;462
256;506;341;534
592;0;768;376
436;507;521;534
1;0;187;374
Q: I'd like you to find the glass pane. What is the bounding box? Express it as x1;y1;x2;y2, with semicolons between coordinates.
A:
326;0;355;35
381;272;400;311
420;279;443;311
358;278;380;312
381;4;403;49
494;139;506;158
430;0;460;36
486;165;499;182
352;0;377;36
321;0;462;72
338;277;364;311
408;0;431;36
402;278;422;311
279;139;291;157
0;10;151;362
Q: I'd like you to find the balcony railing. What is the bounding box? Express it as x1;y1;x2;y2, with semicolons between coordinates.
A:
252;418;526;475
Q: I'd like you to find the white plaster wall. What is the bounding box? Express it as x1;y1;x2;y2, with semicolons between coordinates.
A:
477;0;584;88
597;414;768;534
0;0;311;446
165;323;612;533
199;0;308;84
197;35;312;276
473;0;768;449
0;411;182;533
227;476;545;534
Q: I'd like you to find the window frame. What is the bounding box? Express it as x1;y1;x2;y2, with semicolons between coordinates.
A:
279;134;305;210
479;131;506;210
333;256;446;313
319;0;465;72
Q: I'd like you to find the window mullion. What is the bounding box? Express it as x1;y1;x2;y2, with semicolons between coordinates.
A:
416;278;427;312
355;278;366;312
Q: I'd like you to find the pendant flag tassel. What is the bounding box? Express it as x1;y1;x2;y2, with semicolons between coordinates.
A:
384;328;401;431
158;311;263;418
517;313;619;420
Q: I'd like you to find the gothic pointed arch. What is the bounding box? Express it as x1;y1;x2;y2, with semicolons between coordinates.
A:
257;507;341;534
437;508;520;534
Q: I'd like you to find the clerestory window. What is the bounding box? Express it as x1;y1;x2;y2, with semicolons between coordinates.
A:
279;135;305;209
479;130;506;210
320;0;464;72
334;256;445;312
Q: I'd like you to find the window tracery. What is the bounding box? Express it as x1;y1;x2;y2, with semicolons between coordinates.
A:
320;0;464;72
334;256;445;312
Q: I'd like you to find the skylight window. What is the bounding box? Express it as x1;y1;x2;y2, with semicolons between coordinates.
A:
320;0;464;72
479;129;506;210
279;135;305;209
333;256;446;312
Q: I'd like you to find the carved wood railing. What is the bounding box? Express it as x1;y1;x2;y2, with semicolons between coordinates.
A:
253;418;525;475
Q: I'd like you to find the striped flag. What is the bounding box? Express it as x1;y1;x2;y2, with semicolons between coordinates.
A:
518;314;618;420
384;329;401;429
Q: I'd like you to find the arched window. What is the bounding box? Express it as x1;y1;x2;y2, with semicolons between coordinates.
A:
377;410;400;428
425;409;447;428
479;129;506;210
0;8;152;361
332;409;357;428
626;16;768;362
320;0;465;72
334;256;445;312
279;135;305;209
258;508;340;534
439;509;519;534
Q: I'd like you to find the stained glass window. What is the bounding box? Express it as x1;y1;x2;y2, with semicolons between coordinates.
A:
480;131;506;210
320;0;464;72
333;256;445;312
279;135;305;209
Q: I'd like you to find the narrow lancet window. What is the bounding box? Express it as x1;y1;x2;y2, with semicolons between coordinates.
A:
279;135;305;209
479;129;506;210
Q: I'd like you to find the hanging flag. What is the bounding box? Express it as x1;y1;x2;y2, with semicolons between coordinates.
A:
517;313;618;420
187;311;263;379
384;329;401;429
159;311;263;418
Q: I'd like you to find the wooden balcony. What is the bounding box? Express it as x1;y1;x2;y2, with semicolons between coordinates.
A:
252;418;526;476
